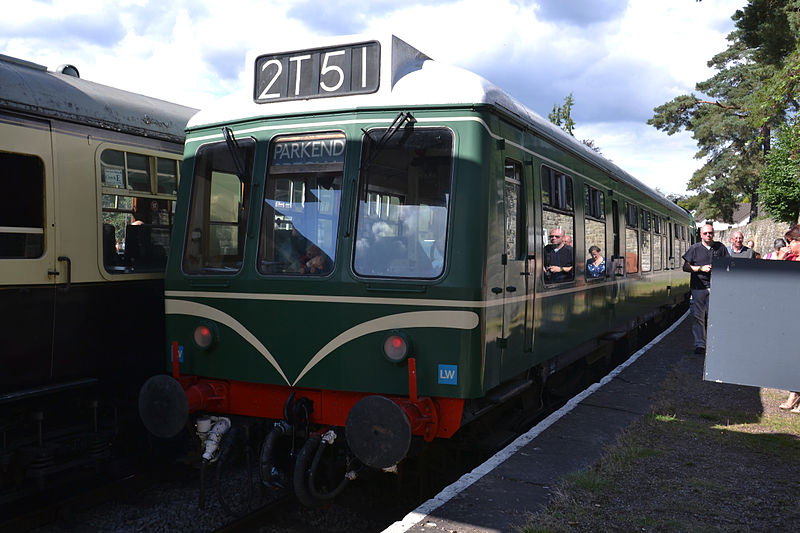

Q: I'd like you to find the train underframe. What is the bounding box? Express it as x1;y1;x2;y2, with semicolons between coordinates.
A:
140;299;688;510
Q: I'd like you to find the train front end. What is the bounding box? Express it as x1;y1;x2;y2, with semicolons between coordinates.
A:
138;36;490;505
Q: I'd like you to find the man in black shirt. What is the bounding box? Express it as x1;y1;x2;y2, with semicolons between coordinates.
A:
544;228;574;283
682;224;729;354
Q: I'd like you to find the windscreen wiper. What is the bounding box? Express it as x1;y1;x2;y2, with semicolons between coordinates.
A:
222;126;247;181
361;111;416;166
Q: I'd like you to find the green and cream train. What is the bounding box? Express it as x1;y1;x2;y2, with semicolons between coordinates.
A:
138;35;693;505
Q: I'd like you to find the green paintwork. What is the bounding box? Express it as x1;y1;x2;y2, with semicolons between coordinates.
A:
165;104;691;400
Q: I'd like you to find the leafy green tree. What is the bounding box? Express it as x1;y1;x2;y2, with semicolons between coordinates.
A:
548;93;575;136
548;93;602;153
648;0;800;223
759;122;800;222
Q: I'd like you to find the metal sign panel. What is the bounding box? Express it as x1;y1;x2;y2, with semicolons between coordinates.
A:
254;41;380;103
705;257;800;390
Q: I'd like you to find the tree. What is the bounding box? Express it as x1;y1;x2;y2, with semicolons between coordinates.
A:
548;93;602;153
548;93;575;136
648;0;800;223
758;122;800;223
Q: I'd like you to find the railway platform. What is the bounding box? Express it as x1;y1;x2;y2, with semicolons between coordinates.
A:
385;312;694;533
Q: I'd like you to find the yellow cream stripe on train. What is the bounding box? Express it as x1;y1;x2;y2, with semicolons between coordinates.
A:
292;310;480;386
166;299;480;386
165;299;291;385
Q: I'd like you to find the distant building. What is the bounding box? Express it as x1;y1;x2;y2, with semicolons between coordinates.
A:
693;203;752;232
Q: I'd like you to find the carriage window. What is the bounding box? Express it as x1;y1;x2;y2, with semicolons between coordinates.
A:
653;215;662;271
641;209;651;272
353;127;453;279
584;185;606;280
157;158;179;195
674;223;681;264
258;132;344;276
505;159;523;261
542;166;574;284
100;149;180;273
542;166;573;211
0;152;44;259
625;202;639;274
183;138;255;274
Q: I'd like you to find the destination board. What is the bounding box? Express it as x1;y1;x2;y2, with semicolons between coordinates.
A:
254;41;380;103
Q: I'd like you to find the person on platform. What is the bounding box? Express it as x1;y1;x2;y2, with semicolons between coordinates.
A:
764;238;786;260
728;231;756;258
682;224;729;355
779;227;800;411
744;239;761;259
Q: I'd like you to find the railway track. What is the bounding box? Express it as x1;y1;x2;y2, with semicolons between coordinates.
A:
10;318;674;533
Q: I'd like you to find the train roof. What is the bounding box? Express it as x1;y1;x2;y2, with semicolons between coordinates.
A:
0;54;197;143
189;35;688;218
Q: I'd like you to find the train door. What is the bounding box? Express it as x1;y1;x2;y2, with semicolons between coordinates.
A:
0;114;58;391
498;156;529;379
667;222;675;269
611;199;623;277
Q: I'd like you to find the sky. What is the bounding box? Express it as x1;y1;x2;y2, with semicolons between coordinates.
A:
2;0;748;196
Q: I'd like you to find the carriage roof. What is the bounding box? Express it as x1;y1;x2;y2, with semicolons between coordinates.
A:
0;54;197;143
188;35;688;219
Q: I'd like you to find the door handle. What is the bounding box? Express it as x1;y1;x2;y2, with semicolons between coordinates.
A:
57;256;71;290
491;287;503;295
505;286;517;293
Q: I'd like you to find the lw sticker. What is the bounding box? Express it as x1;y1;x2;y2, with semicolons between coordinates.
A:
170;345;184;363
438;364;458;385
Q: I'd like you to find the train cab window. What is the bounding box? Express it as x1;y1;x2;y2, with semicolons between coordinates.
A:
0;152;44;259
653;215;662;271
100;149;180;274
353;127;453;279
625;202;639;274
504;159;524;261
258;132;345;276
183;137;255;275
584;185;606;280
641;209;651;272
541;166;574;284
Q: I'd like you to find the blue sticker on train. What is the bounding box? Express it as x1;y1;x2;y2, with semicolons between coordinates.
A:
170;345;184;363
438;364;458;385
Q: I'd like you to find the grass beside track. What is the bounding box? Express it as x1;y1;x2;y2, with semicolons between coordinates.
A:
521;352;800;533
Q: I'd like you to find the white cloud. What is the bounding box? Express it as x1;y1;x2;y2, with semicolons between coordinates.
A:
1;0;748;194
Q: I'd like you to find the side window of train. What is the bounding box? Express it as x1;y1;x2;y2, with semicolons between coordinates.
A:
0;152;45;259
541;166;574;284
682;225;688;255
504;159;524;261
353;127;453;279
182;138;256;275
625;202;639;274
641;209;652;272
584;185;606;280
258;132;345;277
100;149;180;274
674;223;681;262
652;215;662;271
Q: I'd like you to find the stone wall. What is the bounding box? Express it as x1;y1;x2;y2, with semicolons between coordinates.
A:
714;218;793;256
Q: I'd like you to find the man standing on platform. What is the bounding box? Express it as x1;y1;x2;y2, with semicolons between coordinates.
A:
728;230;756;258
682;224;729;354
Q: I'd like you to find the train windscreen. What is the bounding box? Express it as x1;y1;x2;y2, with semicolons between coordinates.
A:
183;137;256;274
353;126;453;279
257;132;345;276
